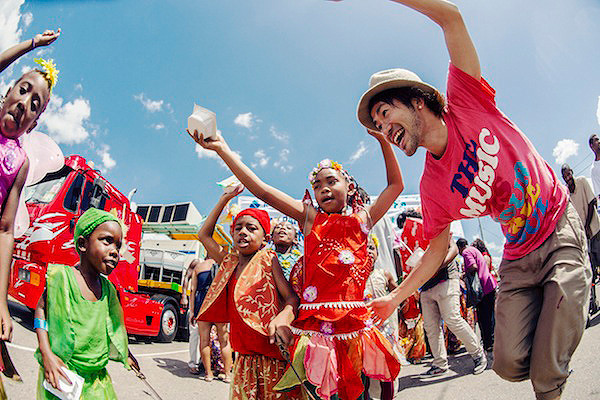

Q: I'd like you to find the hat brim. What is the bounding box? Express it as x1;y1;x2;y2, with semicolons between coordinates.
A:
357;78;440;132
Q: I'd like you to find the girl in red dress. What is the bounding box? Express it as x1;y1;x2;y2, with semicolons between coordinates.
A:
197;185;302;400
189;128;404;400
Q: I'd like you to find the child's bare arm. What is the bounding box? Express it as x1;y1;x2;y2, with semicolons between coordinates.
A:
268;255;299;347
127;349;140;371
385;270;399;292
0;158;28;341
370;224;451;321
365;131;404;225
197;185;243;264
188;265;199;323
180;263;196;307
189;130;305;222
0;29;61;73
34;290;71;389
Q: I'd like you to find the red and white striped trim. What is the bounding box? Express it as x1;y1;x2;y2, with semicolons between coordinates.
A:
299;301;366;310
291;325;374;340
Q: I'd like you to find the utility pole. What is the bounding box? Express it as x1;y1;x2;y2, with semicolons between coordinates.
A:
477;218;485;242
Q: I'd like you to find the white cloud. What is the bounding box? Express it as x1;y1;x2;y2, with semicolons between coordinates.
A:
254;149;270;168
273;148;293;173
348;141;368;164
552;139;579;165
270;126;289;143
0;0;26;52
20;65;31;75
195;144;219;160
22;12;32;28
195;144;241;169
134;93;164;112
234;112;255;129
97;144;116;171
151;123;165;130
74;83;83;91
38;95;92;144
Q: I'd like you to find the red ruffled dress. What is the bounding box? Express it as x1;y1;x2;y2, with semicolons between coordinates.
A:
396;217;430;321
275;212;400;400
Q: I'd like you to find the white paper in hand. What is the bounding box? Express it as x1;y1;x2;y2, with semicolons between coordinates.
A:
405;247;425;269
217;175;241;189
188;104;217;139
43;367;84;400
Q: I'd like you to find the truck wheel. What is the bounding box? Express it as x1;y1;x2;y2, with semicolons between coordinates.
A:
157;303;178;343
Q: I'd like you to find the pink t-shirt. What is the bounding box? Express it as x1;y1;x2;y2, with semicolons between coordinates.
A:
462;246;497;295
420;64;568;260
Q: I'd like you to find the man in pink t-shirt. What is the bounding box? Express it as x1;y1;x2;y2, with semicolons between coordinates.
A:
354;1;591;399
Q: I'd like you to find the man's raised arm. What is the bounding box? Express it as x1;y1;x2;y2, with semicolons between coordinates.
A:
390;0;481;79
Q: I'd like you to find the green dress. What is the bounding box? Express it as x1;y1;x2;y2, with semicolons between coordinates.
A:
36;264;129;399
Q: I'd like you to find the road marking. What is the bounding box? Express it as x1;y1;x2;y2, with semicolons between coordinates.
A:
6;342;188;358
135;349;189;357
6;343;35;352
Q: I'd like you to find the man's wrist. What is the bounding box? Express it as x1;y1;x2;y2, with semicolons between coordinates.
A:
389;287;403;309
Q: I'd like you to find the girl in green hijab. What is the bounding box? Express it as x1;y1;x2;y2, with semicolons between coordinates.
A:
33;208;136;399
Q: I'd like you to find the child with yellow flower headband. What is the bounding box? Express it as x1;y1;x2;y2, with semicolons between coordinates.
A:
0;28;60;333
0;29;60;398
189;126;404;400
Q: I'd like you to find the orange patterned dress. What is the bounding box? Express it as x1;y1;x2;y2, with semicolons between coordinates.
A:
197;249;302;400
276;212;400;400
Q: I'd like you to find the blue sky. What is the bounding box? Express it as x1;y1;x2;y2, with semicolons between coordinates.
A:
2;0;599;260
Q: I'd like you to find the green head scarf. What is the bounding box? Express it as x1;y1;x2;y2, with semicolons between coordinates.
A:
74;208;121;243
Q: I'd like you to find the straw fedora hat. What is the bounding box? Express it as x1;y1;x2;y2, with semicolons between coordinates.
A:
357;68;440;131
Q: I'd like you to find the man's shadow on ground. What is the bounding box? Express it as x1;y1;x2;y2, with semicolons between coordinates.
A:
153;357;227;383
397;349;493;393
398;312;600;394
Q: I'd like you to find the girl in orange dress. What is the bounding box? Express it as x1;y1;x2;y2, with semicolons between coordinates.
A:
189;128;404;400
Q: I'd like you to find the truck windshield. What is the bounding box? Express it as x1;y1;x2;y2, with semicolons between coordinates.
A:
23;167;70;204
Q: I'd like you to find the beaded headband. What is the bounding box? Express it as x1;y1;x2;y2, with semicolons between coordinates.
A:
34;58;59;92
308;159;350;185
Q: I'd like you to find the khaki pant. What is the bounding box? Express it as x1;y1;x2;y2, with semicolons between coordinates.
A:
421;278;483;369
493;204;591;400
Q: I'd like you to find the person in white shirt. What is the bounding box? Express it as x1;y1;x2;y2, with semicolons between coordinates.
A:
588;134;600;198
562;164;599;283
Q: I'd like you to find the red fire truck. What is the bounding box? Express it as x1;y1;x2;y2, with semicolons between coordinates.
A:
9;155;182;342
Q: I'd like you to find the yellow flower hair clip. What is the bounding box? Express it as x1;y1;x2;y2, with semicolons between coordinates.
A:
369;233;380;248
34;58;59;92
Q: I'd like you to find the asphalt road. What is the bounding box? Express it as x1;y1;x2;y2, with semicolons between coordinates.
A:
3;299;600;399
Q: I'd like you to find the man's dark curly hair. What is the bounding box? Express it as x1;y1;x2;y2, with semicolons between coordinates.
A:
369;86;446;120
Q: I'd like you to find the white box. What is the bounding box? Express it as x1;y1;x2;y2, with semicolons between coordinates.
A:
187;104;217;139
43;367;84;400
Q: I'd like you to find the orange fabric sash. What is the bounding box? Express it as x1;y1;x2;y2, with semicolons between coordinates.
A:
197;249;281;336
